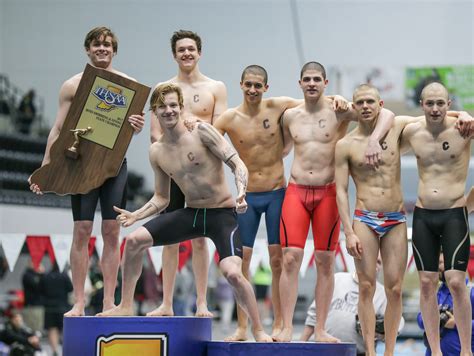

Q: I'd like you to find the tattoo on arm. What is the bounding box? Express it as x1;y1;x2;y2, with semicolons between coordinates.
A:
223;146;237;164
200;123;222;144
234;164;248;195
199;123;237;162
149;201;159;213
136;201;159;219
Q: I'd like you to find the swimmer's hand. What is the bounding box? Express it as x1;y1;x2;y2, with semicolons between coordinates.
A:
365;139;382;169
28;175;43;195
128;112;145;134
329;95;349;112
346;232;363;260
236;195;248;214
114;206;137;227
454;111;474;138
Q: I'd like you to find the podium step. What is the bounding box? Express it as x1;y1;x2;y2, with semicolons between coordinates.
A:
63;316;211;355
207;341;357;356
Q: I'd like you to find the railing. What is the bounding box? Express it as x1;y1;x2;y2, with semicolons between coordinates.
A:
0;73;46;134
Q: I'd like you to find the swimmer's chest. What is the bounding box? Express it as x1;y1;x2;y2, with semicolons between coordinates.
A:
227;112;282;149
182;89;215;120
290;114;340;144
410;129;468;166
159;136;213;176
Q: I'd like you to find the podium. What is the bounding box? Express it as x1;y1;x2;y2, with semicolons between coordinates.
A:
63;316;211;356
63;317;357;355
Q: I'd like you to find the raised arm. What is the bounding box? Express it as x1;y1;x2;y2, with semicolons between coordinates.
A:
335;140;362;260
272;96;303;111
337;106;395;168
325;95;349;111
450;111;474;138
115;145;170;227
198;122;249;213
365;108;395;167
211;81;228;125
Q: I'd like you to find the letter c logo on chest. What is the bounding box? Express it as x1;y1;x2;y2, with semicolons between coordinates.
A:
263;119;270;129
442;141;450;151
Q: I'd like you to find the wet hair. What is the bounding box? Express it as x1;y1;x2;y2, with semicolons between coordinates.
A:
300;61;326;80
352;83;381;101
420;82;449;102
241;65;268;85
84;26;118;53
149;83;184;111
171;30;202;55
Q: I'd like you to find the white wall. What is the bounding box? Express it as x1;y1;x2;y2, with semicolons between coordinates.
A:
0;0;473;189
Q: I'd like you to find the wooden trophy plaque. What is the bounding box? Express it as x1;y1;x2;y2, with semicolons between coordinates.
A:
30;64;151;195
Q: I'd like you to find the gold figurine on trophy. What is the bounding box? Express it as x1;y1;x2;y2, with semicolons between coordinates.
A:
65;126;93;159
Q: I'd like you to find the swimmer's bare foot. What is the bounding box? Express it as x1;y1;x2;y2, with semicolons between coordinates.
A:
146;304;174;317
64;303;85;317
195;304;213;318
253;328;273;342
101;302;116;313
273;327;293;342
97;304;133;316
102;299;116;312
271;322;283;339
314;330;340;343
224;327;248;342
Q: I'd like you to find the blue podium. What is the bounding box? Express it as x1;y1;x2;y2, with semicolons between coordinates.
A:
63;316;356;355
207;341;357;356
63;316;211;356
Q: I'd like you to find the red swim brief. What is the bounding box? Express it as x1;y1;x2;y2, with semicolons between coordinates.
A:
280;182;340;251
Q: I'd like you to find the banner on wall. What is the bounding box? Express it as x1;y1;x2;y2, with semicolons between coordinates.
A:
405;65;474;110
50;234;74;272
0;234;420;277
326;66;405;101
0;234;26;272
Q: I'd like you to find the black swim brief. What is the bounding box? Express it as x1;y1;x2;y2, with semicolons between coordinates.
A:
143;207;243;261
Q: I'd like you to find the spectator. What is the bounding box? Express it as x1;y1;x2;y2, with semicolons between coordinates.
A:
40;263;73;356
22;260;44;332
17;89;36;135
417;254;474;356
0;310;41;356
300;257;404;355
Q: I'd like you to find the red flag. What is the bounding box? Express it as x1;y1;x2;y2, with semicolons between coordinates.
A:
25;235;55;269
88;236;97;257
